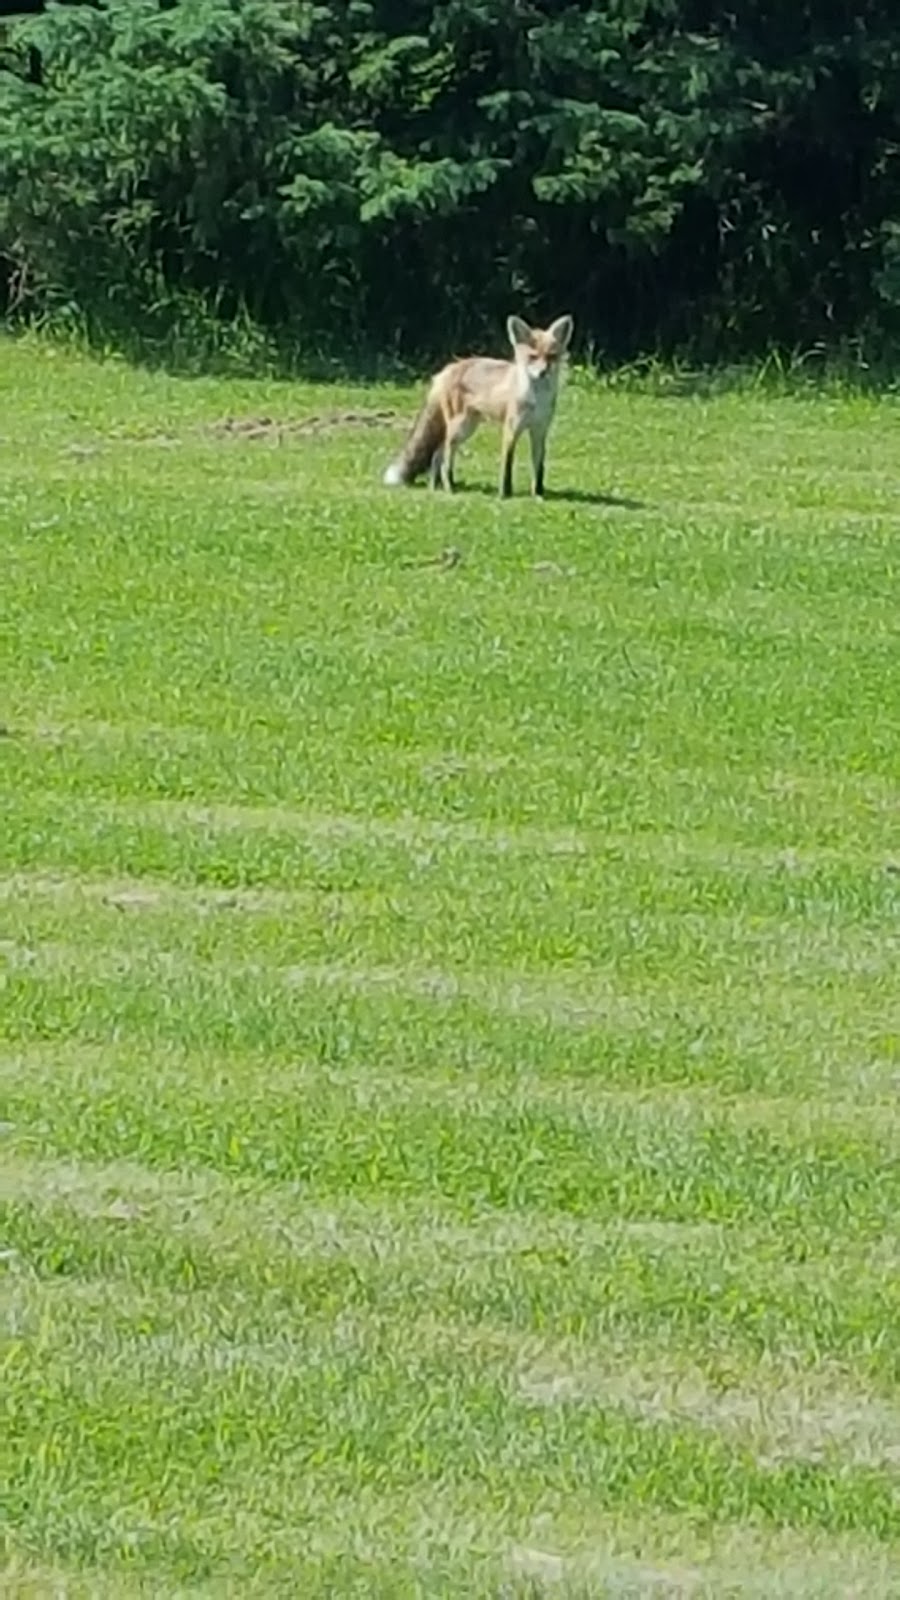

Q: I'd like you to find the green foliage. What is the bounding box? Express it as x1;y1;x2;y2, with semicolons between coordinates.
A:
2;0;900;358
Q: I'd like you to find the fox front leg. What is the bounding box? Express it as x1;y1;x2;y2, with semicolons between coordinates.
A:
528;423;548;498
499;421;520;499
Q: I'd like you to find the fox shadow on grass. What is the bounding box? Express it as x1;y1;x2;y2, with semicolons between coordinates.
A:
435;482;647;510
542;486;646;510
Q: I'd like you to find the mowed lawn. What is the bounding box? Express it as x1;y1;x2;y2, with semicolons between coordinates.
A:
2;334;900;1597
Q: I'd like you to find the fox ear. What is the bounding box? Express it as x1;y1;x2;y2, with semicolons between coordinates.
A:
548;314;574;351
507;315;533;348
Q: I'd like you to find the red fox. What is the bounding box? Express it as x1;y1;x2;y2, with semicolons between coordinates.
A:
383;313;574;498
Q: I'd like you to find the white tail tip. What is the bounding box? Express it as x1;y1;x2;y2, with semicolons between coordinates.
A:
383;462;404;487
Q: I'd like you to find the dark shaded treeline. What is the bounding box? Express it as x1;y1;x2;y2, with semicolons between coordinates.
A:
2;0;900;361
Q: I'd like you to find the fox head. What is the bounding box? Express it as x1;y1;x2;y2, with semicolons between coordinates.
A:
507;313;574;383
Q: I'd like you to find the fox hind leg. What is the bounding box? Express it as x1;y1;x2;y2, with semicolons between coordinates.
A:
441;412;478;492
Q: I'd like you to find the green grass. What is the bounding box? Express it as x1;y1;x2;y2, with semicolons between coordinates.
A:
2;331;900;1597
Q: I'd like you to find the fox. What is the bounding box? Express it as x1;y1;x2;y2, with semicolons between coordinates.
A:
382;312;574;499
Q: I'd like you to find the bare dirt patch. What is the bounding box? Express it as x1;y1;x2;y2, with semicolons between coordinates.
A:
204;408;398;442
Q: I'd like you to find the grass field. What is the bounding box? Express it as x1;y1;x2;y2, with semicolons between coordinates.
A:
2;333;900;1597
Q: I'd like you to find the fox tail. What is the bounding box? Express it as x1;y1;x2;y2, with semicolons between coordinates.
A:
383;388;445;486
